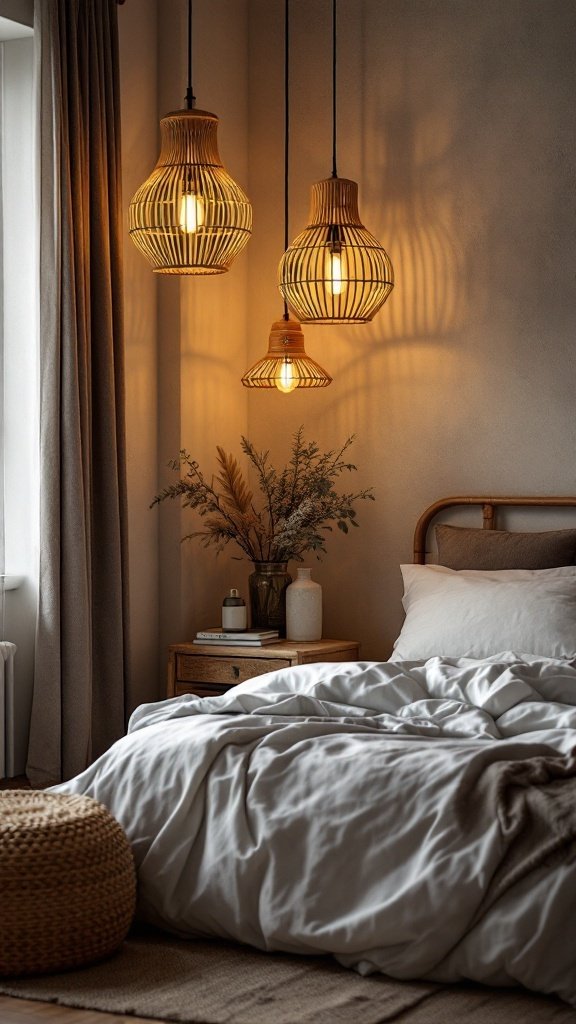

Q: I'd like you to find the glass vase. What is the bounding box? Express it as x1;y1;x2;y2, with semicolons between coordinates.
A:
248;562;292;635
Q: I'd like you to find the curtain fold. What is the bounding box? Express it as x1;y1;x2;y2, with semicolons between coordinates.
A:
27;0;129;785
0;44;5;640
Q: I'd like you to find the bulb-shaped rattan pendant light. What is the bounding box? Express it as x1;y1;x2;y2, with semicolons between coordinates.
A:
129;0;252;275
279;0;393;322
242;0;331;392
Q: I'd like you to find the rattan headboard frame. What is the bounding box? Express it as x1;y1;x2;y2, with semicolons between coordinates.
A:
413;496;576;564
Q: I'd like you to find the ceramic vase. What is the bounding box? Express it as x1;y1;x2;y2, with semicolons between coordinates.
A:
285;567;322;641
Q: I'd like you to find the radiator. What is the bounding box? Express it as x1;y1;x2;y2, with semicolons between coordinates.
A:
0;641;17;778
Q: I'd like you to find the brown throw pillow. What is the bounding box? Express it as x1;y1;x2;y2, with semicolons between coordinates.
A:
435;525;576;571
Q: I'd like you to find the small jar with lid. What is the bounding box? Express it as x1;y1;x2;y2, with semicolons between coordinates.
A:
221;588;247;632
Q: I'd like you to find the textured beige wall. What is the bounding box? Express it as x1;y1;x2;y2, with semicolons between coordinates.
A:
121;0;576;698
176;0;251;643
245;0;576;659
120;0;251;708
119;0;161;708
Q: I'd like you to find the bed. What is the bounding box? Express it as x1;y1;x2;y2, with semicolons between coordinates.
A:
53;495;576;1014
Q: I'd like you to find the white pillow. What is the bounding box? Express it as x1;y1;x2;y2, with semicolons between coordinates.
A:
391;564;576;661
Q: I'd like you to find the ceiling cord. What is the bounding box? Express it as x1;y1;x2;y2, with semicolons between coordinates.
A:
283;0;290;321
332;0;338;178
185;0;196;109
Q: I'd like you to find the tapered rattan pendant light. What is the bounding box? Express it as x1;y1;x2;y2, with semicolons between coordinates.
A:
242;317;332;392
242;0;331;392
279;0;393;322
129;0;252;275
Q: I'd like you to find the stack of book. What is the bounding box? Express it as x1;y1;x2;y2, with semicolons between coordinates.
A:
193;628;281;647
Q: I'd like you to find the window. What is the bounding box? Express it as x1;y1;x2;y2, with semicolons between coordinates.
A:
1;6;36;774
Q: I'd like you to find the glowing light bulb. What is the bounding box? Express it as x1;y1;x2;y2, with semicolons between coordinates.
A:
325;247;347;296
276;358;298;394
179;191;205;233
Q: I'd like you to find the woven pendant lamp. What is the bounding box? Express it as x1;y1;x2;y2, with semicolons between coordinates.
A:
242;317;332;392
242;0;331;392
278;0;393;322
128;1;252;274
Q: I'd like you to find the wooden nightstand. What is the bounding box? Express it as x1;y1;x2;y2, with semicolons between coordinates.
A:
167;639;360;699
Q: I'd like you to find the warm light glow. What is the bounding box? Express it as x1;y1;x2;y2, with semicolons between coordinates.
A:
241;318;332;389
129;109;252;273
179;191;205;234
276;358;298;393
325;247;347;296
278;178;393;323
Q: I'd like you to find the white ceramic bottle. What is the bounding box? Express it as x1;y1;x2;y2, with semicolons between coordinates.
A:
285;568;322;641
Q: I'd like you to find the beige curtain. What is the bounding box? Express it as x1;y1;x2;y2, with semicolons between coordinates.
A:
27;0;129;785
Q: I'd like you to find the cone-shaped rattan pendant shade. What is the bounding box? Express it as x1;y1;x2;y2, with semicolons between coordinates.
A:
129;108;252;274
242;318;332;392
279;176;393;322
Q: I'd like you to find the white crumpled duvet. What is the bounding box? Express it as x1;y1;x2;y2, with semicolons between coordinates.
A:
54;654;576;1006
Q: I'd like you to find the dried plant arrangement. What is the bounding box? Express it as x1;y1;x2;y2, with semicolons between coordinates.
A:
151;427;375;563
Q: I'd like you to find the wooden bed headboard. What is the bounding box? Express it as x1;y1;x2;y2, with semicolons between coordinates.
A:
413;496;576;564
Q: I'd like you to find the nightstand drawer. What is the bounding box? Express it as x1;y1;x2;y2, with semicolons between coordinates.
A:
177;653;291;686
168;640;359;700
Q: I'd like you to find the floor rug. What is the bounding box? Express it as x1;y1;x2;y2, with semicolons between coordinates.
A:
0;925;574;1023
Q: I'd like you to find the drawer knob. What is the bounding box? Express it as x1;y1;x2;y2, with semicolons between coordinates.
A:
232;665;240;679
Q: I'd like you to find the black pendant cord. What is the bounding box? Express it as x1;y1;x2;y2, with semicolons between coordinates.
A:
331;0;338;178
185;0;196;109
283;0;290;321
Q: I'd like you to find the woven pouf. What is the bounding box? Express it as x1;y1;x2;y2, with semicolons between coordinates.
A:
0;790;136;976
